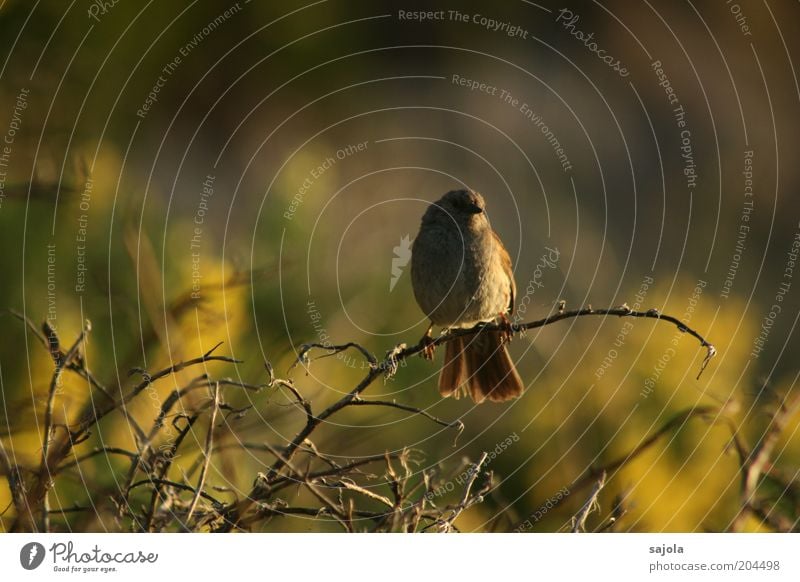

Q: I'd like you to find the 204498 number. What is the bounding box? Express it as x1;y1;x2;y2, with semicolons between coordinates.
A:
735;560;780;571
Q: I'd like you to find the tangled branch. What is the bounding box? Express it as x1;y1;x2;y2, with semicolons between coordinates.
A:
2;301;717;533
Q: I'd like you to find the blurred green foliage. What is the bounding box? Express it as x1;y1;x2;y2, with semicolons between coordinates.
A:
1;1;798;532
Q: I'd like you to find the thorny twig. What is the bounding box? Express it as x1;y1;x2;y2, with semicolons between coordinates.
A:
410;305;717;380
510;405;718;532
573;406;718;493
185;382;220;527
40;320;91;532
436;452;491;532
216;303;716;531
571;471;606;533
730;392;800;532
349;397;465;437
4;301;718;533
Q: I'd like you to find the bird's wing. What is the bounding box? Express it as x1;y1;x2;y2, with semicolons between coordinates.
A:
492;229;516;315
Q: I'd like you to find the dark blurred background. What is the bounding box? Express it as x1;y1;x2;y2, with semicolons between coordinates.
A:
1;0;798;532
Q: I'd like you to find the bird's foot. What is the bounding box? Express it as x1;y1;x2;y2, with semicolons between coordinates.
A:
498;313;515;344
420;324;436;360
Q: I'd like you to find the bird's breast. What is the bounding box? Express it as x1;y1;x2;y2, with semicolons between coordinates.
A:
411;223;510;327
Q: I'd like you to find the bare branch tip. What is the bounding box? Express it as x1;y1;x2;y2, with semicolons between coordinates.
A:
696;344;717;380
452;421;466;448
203;341;225;358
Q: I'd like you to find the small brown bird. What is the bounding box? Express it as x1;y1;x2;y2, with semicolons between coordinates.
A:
410;189;524;403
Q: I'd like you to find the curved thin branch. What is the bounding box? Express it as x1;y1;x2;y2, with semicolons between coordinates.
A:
40;320;91;531
294;342;378;368
349;397;464;436
129;478;222;506
571;471;606;533
58;447;139;472
219;304;716;532
511;405;718;532
185;382;220;526
398;306;717;380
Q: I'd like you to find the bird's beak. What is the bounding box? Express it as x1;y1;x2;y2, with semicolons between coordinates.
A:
467;203;483;214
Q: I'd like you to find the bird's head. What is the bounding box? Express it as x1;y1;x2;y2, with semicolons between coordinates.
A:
423;189;488;229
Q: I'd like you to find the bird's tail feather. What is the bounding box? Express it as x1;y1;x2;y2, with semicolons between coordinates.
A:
438;329;523;402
